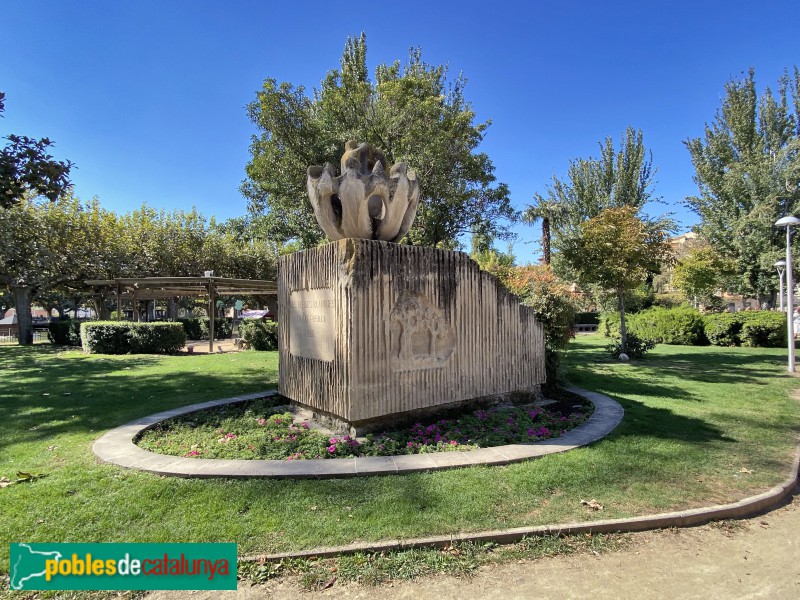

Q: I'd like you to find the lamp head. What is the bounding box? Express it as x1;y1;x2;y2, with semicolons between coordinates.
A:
775;215;800;227
775;259;787;268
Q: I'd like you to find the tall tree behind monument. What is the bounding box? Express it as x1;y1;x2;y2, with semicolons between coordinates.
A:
242;34;516;250
685;67;800;303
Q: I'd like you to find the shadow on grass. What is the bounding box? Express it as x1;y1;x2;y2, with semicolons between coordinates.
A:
0;345;278;453
564;338;797;447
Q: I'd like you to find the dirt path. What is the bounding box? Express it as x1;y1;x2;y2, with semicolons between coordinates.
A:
147;491;800;600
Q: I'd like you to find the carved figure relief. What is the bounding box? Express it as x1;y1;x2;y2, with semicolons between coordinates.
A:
387;291;455;371
307;141;419;242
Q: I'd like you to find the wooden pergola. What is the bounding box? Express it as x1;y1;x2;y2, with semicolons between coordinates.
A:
84;276;278;353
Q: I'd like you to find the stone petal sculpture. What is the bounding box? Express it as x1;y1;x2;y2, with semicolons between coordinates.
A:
307;141;419;242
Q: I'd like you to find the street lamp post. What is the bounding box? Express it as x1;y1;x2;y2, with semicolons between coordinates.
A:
775;259;787;311
775;216;800;372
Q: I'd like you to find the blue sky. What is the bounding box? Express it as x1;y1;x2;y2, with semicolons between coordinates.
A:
2;0;798;263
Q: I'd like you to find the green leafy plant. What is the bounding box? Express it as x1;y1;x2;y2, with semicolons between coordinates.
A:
703;312;786;348
177;317;233;340
605;332;655;359
47;319;84;346
602;306;705;346
239;319;278;351
80;321;186;354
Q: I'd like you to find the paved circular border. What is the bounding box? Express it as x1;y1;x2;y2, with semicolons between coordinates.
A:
92;385;623;478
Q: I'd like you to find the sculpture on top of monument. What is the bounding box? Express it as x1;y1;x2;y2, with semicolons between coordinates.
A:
306;141;419;243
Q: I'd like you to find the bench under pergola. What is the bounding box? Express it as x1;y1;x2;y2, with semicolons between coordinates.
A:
84;276;278;354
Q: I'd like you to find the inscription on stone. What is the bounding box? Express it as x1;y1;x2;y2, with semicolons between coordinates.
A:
289;288;336;361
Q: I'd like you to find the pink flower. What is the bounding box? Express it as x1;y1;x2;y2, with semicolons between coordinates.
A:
327;445;337;453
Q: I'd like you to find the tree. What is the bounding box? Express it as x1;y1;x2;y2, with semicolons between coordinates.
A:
522;193;567;264
0;195;104;343
469;229;515;283
536;127;658;256
243;34;516;249
685;67;800;302
0;92;74;209
672;246;735;308
561;206;672;354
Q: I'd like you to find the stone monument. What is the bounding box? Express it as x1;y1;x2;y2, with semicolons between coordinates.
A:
278;142;545;432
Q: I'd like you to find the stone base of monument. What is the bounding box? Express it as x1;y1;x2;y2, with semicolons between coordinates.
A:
277;239;546;435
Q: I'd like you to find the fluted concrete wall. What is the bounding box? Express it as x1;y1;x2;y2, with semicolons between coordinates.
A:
278;239;545;426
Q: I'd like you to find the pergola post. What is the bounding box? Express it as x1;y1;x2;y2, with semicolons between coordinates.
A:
208;280;216;354
132;292;140;322
116;284;122;321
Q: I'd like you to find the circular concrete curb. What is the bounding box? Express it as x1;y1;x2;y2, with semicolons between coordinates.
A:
92;385;623;478
244;442;800;563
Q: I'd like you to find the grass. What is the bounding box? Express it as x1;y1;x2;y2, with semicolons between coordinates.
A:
240;532;630;590
1;334;799;583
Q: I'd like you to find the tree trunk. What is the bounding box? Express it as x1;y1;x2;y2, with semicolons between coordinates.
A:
617;285;628;354
92;296;110;320
167;298;177;320
11;286;34;345
542;218;551;265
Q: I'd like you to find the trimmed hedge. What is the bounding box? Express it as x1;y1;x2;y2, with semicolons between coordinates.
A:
602;307;705;345
702;313;742;346
601;308;786;348
177;317;232;340
703;312;787;347
48;320;84;346
239;319;278;351
80;322;187;355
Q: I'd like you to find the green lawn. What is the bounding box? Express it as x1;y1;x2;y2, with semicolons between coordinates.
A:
1;335;798;575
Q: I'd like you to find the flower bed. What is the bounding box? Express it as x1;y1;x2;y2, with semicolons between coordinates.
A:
136;393;592;461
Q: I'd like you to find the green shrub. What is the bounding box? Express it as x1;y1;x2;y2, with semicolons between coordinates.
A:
605;333;656;359
201;317;232;340
239;319;279;351
177;317;203;340
703;312;787;348
638;306;705;345
703;313;744;346
600;307;705;345
48;320;84;346
81;322;186;354
652;292;684;308
599;312;620;337
740;312;787;348
177;317;233;340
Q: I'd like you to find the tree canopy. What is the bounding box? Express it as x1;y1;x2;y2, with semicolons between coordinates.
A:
535;127;658;251
0;92;74;209
672;245;735;308
0;196;278;344
685;67;800;301
242;34;516;249
561;206;672;352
